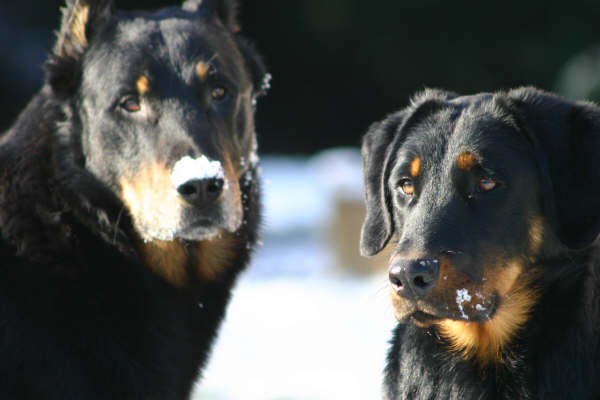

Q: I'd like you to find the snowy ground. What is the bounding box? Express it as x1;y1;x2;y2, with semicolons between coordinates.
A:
192;151;397;400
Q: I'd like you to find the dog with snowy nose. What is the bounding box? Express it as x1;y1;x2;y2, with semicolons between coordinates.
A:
361;87;600;399
0;0;268;397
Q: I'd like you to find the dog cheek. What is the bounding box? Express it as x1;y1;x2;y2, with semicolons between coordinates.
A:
119;163;184;241
221;156;244;232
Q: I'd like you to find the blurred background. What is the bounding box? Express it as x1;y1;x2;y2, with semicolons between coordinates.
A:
2;0;600;398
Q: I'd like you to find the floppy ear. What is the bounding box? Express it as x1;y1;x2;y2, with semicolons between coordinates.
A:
182;0;240;32
46;0;114;96
360;116;402;257
508;87;600;249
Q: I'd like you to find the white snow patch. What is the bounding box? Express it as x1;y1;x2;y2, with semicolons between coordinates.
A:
475;304;487;312
249;150;260;167
193;275;395;400
189;153;391;400
456;288;472;320
170;155;224;188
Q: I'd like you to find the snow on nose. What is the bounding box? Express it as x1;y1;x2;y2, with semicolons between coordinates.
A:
170;155;226;189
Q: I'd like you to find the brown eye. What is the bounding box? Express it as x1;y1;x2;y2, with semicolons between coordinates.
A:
399;179;414;196
479;178;496;192
120;96;141;112
211;87;226;101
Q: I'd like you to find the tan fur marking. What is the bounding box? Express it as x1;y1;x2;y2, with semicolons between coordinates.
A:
119;163;185;243
222;154;243;222
138;240;189;287
410;157;421;177
457;152;477;171
120;163;188;286
528;216;545;255
196;62;211;81
136;76;149;96
196;232;240;280
436;263;539;365
121;160;243;285
70;4;90;51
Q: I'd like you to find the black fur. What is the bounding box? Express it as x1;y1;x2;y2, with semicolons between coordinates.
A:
0;0;267;398
361;88;600;399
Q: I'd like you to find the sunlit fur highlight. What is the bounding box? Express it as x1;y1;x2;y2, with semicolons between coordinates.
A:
457;151;477;171
69;3;89;53
119;163;184;242
528;216;545;255
196;232;240;280
220;155;243;231
436;263;540;365
136;75;149;96
138;239;189;287
410;157;421;177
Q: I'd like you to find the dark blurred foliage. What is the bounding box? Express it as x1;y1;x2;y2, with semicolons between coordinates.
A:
1;0;599;153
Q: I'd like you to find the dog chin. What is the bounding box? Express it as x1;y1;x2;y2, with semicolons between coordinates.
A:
175;225;222;241
136;211;242;242
395;302;497;328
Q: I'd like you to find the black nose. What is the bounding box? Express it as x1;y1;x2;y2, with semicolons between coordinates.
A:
176;177;224;207
389;258;440;299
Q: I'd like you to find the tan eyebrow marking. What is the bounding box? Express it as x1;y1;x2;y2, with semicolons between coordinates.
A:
196;61;211;81
410;157;421;177
457;152;477;171
136;75;149;96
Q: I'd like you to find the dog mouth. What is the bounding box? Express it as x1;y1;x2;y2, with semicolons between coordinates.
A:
391;288;499;326
174;213;232;241
410;311;441;327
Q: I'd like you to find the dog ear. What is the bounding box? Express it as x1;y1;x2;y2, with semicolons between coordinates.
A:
236;38;270;99
47;0;114;96
360;116;403;257
182;0;240;32
53;0;114;59
508;87;600;249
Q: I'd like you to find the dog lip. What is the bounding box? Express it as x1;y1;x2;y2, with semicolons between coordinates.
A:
411;311;440;322
176;223;221;241
409;311;442;328
398;295;498;323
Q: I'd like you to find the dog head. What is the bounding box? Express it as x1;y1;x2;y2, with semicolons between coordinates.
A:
361;87;600;363
46;0;268;243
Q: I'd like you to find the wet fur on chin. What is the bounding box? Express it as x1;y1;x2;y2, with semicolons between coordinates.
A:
436;275;540;366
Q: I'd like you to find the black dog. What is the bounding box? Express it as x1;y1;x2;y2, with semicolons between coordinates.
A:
0;0;268;397
361;88;600;399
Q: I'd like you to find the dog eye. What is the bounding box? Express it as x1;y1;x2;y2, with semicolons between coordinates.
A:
478;178;496;192
211;87;227;101
120;96;141;112
399;179;415;196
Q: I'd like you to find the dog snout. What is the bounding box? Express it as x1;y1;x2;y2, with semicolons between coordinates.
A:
176;177;224;207
389;258;440;299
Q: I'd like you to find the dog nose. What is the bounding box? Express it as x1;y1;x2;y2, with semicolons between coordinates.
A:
389;258;440;299
176;177;224;207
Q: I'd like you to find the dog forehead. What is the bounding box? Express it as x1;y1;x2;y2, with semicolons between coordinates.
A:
402;99;525;165
82;12;245;95
112;13;230;59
